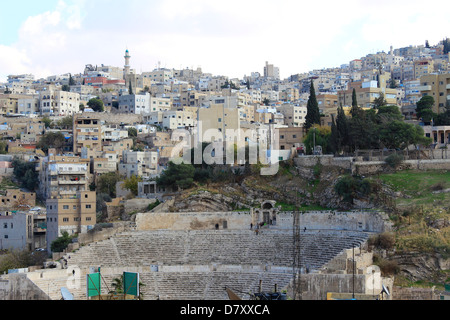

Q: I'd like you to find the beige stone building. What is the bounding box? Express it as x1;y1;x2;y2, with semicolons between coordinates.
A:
414;58;434;79
73;113;102;156
0;189;36;209
40;90;80;116
46;190;96;252
317;94;339;127
338;81;397;109
418;73;450;114
277;104;307;127
38;152;91;200
197;104;240;143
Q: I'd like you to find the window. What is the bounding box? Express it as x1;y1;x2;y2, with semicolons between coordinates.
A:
63;218;69;222
86;217;91;221
86;204;91;209
63;205;69;209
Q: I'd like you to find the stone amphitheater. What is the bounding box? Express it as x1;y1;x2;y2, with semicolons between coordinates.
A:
2;208;391;300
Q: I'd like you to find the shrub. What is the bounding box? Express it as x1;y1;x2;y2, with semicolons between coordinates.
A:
385;153;404;170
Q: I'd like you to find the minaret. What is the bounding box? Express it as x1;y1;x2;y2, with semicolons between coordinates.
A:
124;49;131;78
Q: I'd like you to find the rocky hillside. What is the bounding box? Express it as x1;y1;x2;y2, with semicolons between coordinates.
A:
146;162;449;290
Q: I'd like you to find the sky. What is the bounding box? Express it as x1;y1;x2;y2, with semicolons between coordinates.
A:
1;0;450;83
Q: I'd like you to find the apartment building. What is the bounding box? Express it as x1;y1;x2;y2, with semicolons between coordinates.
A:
277;104;307;127
414;58;434;79
119;150;160;178
338;80;397;109
143;109;195;130
118;92;151;114
0;211;29;250
418;73;450;114
17;95;40;115
264;61;280;80
40;90;80;116
39;153;91;200
46;190;96;252
197;104;240;143
276;127;304;151
0;189;36;209
179;90;210;108
73;113;102;156
317;94;339;127
142;69;173;83
0;93;33;115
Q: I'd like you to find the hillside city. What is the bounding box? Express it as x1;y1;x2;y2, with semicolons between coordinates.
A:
0;38;449;301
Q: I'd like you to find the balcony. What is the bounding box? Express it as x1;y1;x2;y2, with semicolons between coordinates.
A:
446;84;450;90
417;85;432;91
58;179;86;185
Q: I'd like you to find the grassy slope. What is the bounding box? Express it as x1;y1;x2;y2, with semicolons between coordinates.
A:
374;170;450;288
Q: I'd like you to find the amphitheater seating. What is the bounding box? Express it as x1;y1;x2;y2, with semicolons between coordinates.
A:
40;228;371;300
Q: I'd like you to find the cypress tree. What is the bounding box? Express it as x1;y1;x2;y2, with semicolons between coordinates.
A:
336;105;349;152
329;114;338;155
129;82;133;95
350;88;359;117
304;80;320;130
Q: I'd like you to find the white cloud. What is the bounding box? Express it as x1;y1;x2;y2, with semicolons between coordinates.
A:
1;0;450;82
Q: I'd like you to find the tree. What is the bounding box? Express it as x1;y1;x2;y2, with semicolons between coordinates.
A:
57;115;73;129
304;80;320;130
69;74;76;86
87;98;104;112
97;172;122;198
12;158;39;191
350;88;360;117
37;131;66;154
376;105;403;123
434;105;450;126
51;231;73;252
416;95;435;123
335;175;372;204
373;93;387;109
348;110;377;151
122;175;142;197
156;161;195;191
129;82;133;95
336;105;349;153
443;38;450;54
303;125;331;155
128;127;137;138
42;116;52;129
328;115;339;155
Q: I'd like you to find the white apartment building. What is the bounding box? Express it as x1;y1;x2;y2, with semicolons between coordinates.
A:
17;96;40;115
39;90;81;116
277;104;307;127
119;150;160;178
143;110;195;130
118;92;151;114
142;69;173;83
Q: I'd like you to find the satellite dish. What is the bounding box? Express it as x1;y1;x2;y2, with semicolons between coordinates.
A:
61;287;74;300
381;284;390;296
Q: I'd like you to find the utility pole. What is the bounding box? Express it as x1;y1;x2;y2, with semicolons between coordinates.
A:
292;191;302;300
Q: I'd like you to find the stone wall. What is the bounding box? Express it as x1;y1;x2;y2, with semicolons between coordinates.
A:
274;211;390;233
0;274;49;300
294;155;450;175
135;211;252;231
392;286;439;300
135;210;390;233
77;222;132;245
